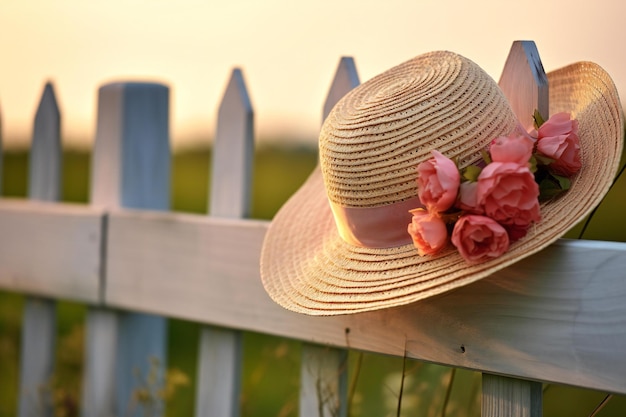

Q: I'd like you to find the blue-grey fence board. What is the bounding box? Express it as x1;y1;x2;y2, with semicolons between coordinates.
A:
483;40;546;416
84;82;170;417
18;82;61;417
195;68;253;417
300;56;360;417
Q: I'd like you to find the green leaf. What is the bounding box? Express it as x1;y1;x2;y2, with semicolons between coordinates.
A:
533;109;546;129
534;154;555;166
462;165;482;182
539;178;564;201
551;173;571;191
529;155;538;173
480;149;492;165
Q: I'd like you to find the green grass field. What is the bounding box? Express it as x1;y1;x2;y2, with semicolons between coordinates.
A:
1;144;626;417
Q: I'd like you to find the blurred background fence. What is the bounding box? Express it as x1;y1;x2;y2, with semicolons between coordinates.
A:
1;42;626;417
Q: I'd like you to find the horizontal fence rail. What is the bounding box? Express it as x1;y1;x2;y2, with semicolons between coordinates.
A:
1;41;625;417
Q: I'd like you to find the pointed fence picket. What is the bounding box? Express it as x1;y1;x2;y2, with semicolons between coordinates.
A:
485;40;546;417
195;68;252;417
19;82;61;417
300;56;360;417
0;41;625;417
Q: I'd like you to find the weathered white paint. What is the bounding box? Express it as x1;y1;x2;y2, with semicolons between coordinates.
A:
0;200;102;300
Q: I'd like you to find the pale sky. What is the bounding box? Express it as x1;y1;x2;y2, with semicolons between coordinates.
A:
1;0;625;149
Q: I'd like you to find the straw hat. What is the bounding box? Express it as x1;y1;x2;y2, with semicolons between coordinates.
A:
260;51;624;316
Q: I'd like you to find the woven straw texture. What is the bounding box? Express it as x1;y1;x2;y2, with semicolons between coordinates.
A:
260;51;624;316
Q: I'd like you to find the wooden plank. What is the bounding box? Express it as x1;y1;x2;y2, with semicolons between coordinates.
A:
19;82;62;417
0;200;103;301
301;56;360;417
83;82;170;417
195;68;253;417
104;211;626;395
482;374;542;417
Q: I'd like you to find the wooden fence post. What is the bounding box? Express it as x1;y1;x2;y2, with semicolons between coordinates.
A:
479;40;547;417
18;82;61;417
300;57;360;417
82;82;170;417
194;68;252;417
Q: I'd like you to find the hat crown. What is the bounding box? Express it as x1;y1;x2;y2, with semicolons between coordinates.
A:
320;51;519;208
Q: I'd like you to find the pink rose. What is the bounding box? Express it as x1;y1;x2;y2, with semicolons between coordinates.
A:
417;150;460;212
451;215;510;262
407;209;448;256
477;162;541;227
505;224;530;242
536;112;581;176
456;181;482;213
489;134;534;165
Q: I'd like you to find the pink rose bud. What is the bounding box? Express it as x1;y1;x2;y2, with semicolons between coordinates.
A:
489;134;534;165
536;112;581;176
451;215;510;262
477;162;541;228
417;150;460;212
407;209;448;256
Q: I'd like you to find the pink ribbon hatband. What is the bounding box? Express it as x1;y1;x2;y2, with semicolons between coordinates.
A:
329;196;423;248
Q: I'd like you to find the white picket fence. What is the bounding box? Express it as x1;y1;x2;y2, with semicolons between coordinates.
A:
1;41;625;417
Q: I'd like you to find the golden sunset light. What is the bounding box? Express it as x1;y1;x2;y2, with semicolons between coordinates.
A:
1;0;624;149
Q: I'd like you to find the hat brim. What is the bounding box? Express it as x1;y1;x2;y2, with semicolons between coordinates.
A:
260;61;624;316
